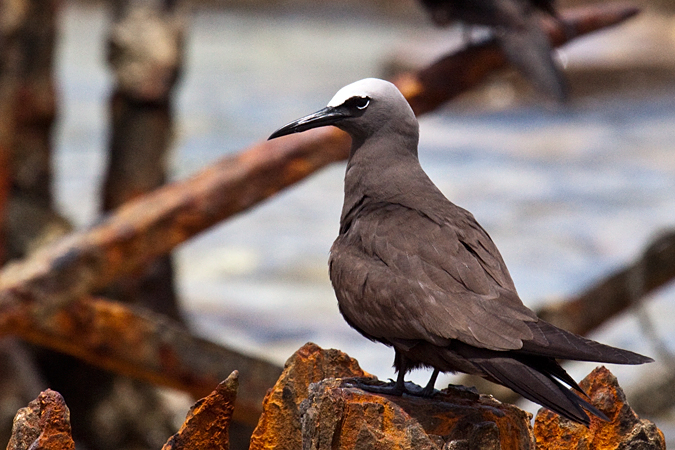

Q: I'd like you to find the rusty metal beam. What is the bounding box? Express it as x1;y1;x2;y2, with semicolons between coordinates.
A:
0;295;280;426
537;230;675;337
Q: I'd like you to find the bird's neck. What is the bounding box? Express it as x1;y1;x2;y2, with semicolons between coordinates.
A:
340;129;444;230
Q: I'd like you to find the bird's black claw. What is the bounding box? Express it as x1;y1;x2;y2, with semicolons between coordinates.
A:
349;378;405;396
348;379;439;398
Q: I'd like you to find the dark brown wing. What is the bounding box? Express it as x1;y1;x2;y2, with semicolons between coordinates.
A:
329;201;538;351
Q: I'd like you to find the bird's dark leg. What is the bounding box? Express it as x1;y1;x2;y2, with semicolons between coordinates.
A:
421;368;440;397
392;362;407;394
391;350;413;394
350;352;440;397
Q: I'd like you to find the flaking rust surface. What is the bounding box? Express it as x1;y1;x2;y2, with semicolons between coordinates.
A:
534;366;665;449
397;386;534;449
301;380;436;450
250;343;534;450
301;378;534;450
6;389;75;450
161;371;239;450
249;342;372;450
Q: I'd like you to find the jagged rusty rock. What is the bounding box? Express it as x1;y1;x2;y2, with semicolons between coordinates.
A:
300;378;534;450
300;378;439;450
0;338;45;445
250;343;533;450
249;342;372;450
6;389;74;450
534;366;665;449
162;371;239;450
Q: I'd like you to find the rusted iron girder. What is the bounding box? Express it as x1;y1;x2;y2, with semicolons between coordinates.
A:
0;295;279;426
0;3;642;427
537;230;675;337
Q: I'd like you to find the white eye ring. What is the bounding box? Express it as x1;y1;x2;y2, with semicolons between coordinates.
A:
357;99;370;110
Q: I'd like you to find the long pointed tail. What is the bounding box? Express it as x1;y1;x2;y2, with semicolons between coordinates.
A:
475;357;605;424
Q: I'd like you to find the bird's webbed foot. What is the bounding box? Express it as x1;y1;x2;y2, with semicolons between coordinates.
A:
349;378;406;396
350;378;438;398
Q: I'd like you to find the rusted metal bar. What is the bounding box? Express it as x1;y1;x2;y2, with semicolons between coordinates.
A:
0;295;281;426
20;7;187;450
537;230;675;337
0;129;348;429
0;126;351;311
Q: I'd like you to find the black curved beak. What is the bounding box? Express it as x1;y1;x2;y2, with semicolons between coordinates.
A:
268;106;349;140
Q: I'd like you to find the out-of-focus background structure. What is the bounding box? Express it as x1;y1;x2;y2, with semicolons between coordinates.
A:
1;0;675;448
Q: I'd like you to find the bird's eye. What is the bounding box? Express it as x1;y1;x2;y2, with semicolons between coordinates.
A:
346;96;370;110
355;97;370;110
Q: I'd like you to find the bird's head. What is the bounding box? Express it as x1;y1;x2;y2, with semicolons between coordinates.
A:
268;78;418;149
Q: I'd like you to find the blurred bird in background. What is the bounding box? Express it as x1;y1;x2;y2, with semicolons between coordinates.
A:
419;0;568;101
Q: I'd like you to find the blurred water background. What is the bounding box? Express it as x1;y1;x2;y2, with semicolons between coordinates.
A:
56;1;675;441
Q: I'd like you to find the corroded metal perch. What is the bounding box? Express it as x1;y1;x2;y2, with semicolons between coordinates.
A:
538;230;675;336
0;295;280;425
0;3;645;426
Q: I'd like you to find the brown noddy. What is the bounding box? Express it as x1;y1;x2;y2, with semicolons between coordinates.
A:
268;78;651;424
419;0;568;101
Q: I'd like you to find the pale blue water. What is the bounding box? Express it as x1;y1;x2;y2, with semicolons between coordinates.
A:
56;3;675;439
